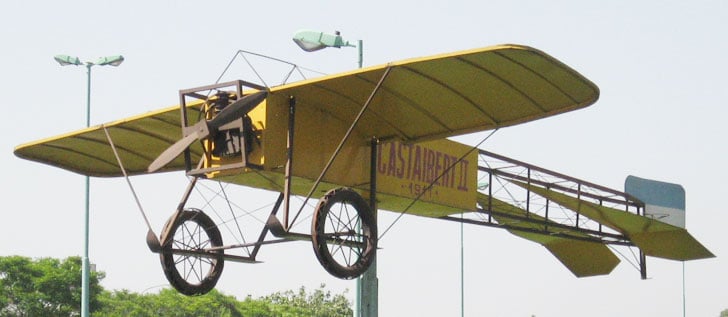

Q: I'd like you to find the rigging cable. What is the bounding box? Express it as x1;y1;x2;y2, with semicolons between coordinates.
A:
378;128;499;241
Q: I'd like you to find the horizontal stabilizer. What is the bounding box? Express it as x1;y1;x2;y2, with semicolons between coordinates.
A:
477;193;620;277
508;180;714;261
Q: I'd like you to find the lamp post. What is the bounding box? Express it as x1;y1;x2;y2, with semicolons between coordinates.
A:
293;29;363;68
54;54;124;317
292;30;373;317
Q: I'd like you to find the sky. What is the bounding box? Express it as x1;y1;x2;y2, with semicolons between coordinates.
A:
1;0;726;316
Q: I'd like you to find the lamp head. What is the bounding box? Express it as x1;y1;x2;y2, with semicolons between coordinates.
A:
54;55;82;66
96;55;124;66
292;30;355;52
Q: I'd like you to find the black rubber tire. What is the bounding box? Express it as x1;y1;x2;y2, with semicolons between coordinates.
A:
160;208;224;296
311;187;376;279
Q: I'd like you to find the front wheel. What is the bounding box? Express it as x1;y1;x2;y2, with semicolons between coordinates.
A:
160;208;224;295
311;187;376;279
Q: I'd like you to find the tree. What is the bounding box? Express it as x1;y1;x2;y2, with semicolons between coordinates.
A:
95;285;352;317
0;256;104;316
720;308;728;317
94;288;245;317
262;284;352;317
1;255;351;316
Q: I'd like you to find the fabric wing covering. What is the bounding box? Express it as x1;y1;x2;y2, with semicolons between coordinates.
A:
508;180;714;261
14;103;205;177
477;193;620;277
14;44;598;177
270;44;599;143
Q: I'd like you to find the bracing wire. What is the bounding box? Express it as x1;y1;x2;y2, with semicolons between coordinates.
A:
214;49;327;88
218;181;250;255
378;129;499;240
608;244;643;273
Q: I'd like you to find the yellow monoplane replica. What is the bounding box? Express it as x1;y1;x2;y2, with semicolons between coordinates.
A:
14;44;713;295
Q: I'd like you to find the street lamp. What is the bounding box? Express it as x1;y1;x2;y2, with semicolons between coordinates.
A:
292;29;373;317
54;54;124;317
293;30;363;68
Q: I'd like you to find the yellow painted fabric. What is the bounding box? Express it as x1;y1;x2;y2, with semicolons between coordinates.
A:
477;193;620;277
270;44;599;143
509;180;714;261
14;103;205;177
14;44;598;179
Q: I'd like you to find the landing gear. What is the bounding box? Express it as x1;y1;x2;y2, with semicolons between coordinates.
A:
312;187;376;279
160;208;224;296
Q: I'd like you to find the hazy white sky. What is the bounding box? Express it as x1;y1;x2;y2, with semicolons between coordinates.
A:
2;1;726;316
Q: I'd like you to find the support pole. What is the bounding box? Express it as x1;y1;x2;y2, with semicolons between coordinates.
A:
357;40;363;69
360;137;379;317
81;63;92;317
460;212;464;317
682;262;686;317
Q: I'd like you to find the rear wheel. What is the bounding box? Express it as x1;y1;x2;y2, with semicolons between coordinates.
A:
160;208;224;295
311;187;376;279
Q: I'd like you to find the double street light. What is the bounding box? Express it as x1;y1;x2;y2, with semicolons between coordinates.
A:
54;54;124;317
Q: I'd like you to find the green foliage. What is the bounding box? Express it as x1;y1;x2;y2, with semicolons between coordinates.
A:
0;255;104;317
1;255;351;316
262;284;352;317
720;308;728;317
93;288;244;317
94;285;352;317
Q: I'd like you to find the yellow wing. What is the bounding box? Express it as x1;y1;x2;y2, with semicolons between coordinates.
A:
15;44;598;178
14;102;205;177
270;44;598;143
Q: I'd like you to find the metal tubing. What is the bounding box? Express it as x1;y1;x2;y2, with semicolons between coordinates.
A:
283;96;296;230
479;166;640;207
251;193;285;259
479;149;641;204
544;197;550;232
179;84;192;172
369;137;378;228
160;176;199;245
640;250;647;279
290;67;392;228
576;183;582;228
487;172;493;223
526;168;531;214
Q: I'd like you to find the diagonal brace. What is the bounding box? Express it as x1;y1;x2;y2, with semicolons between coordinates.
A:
288;67;393;229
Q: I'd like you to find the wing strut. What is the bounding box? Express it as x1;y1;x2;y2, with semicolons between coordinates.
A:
101;125;161;251
287;66;393;230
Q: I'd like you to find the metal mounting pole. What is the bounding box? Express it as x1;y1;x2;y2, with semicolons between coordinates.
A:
81;63;92;317
360;137;379;317
357;40;363;69
460;211;464;317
